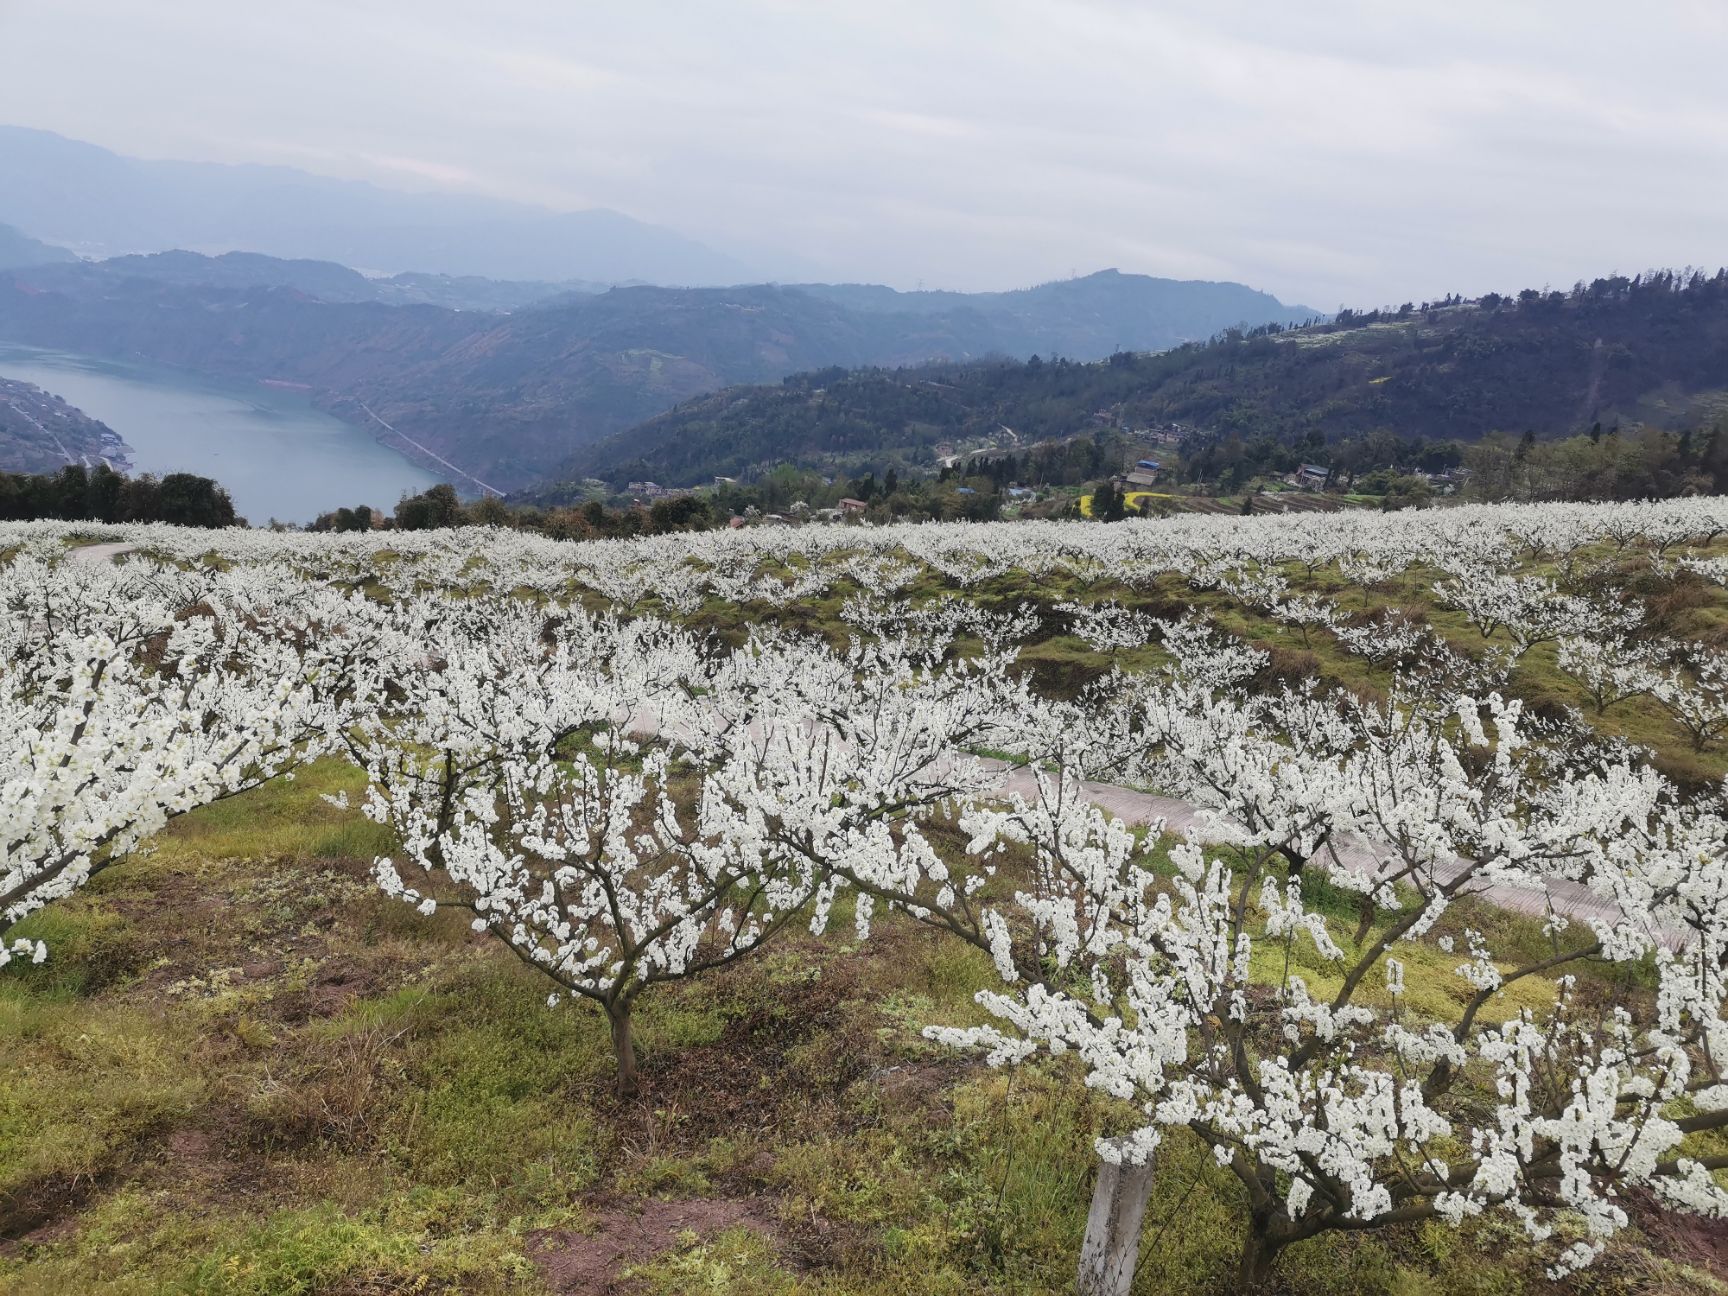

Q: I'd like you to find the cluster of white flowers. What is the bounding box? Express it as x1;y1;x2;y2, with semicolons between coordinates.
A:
9;493;1728;616
10;492;1728;1284
1652;648;1728;752
1434;570;1625;657
1056;600;1160;652
919;650;1728;1279
0;552;339;964
1558;634;1666;715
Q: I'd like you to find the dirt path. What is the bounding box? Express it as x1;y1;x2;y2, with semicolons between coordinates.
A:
69;542;137;564
985;760;1670;945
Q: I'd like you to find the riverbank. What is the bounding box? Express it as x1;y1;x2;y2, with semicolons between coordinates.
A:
0;344;442;523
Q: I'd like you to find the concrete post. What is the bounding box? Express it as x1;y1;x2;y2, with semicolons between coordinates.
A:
1077;1139;1156;1296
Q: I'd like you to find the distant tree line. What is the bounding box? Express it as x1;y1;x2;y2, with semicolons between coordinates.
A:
1465;423;1728;503
0;463;239;527
309;483;727;540
317;452;1082;538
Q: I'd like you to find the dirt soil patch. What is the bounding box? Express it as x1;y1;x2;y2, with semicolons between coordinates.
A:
1628;1189;1728;1280
530;1195;788;1294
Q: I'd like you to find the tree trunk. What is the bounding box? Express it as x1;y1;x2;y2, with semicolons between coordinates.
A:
1077;1140;1156;1296
1236;1224;1284;1292
608;1003;639;1098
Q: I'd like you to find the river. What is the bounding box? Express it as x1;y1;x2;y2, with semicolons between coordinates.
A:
0;344;443;524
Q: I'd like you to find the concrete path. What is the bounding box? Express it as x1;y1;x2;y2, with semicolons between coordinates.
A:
69;542;137;564
985;760;1675;948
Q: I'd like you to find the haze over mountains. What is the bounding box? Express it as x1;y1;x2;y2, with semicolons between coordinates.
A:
0;128;1349;493
4;244;612;313
0;126;753;284
2;131;1719;510
0;222;77;272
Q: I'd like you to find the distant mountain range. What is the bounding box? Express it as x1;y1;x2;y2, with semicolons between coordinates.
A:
0;126;753;284
793;273;1322;355
552;270;1728;489
0;222;75;271
0;252;1319;489
11;248;611;313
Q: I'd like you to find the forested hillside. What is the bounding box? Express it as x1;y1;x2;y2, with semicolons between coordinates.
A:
0;376;124;474
559;269;1728;488
0;258;1313;488
0;276;1008;488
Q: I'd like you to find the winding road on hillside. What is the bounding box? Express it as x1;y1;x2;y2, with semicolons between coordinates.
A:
4;394;77;466
357;402;504;499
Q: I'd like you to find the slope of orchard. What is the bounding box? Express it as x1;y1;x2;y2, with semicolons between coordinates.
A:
5;502;1728;1295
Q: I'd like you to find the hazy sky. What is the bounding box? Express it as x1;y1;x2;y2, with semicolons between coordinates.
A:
3;0;1726;307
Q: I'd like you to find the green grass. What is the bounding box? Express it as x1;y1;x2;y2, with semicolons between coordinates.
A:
148;757;391;864
0;990;204;1204
0;785;1711;1293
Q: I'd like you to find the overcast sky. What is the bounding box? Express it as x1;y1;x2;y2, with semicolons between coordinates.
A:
2;0;1725;308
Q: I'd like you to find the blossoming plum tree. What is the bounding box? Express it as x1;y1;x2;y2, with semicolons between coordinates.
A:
348;602;1027;1096
0;556;332;966
901;640;1728;1290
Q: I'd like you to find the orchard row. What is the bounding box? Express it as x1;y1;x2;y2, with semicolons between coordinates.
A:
5;499;1728;1287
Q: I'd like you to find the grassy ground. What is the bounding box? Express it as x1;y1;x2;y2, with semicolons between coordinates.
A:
679;539;1728;785
3;759;1725;1294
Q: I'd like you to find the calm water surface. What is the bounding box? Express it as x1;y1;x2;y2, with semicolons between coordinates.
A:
0;344;442;524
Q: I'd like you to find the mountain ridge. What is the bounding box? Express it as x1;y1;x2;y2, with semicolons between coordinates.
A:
0;222;76;272
548;270;1728;490
789;269;1322;357
0;255;1316;488
17;248;609;312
